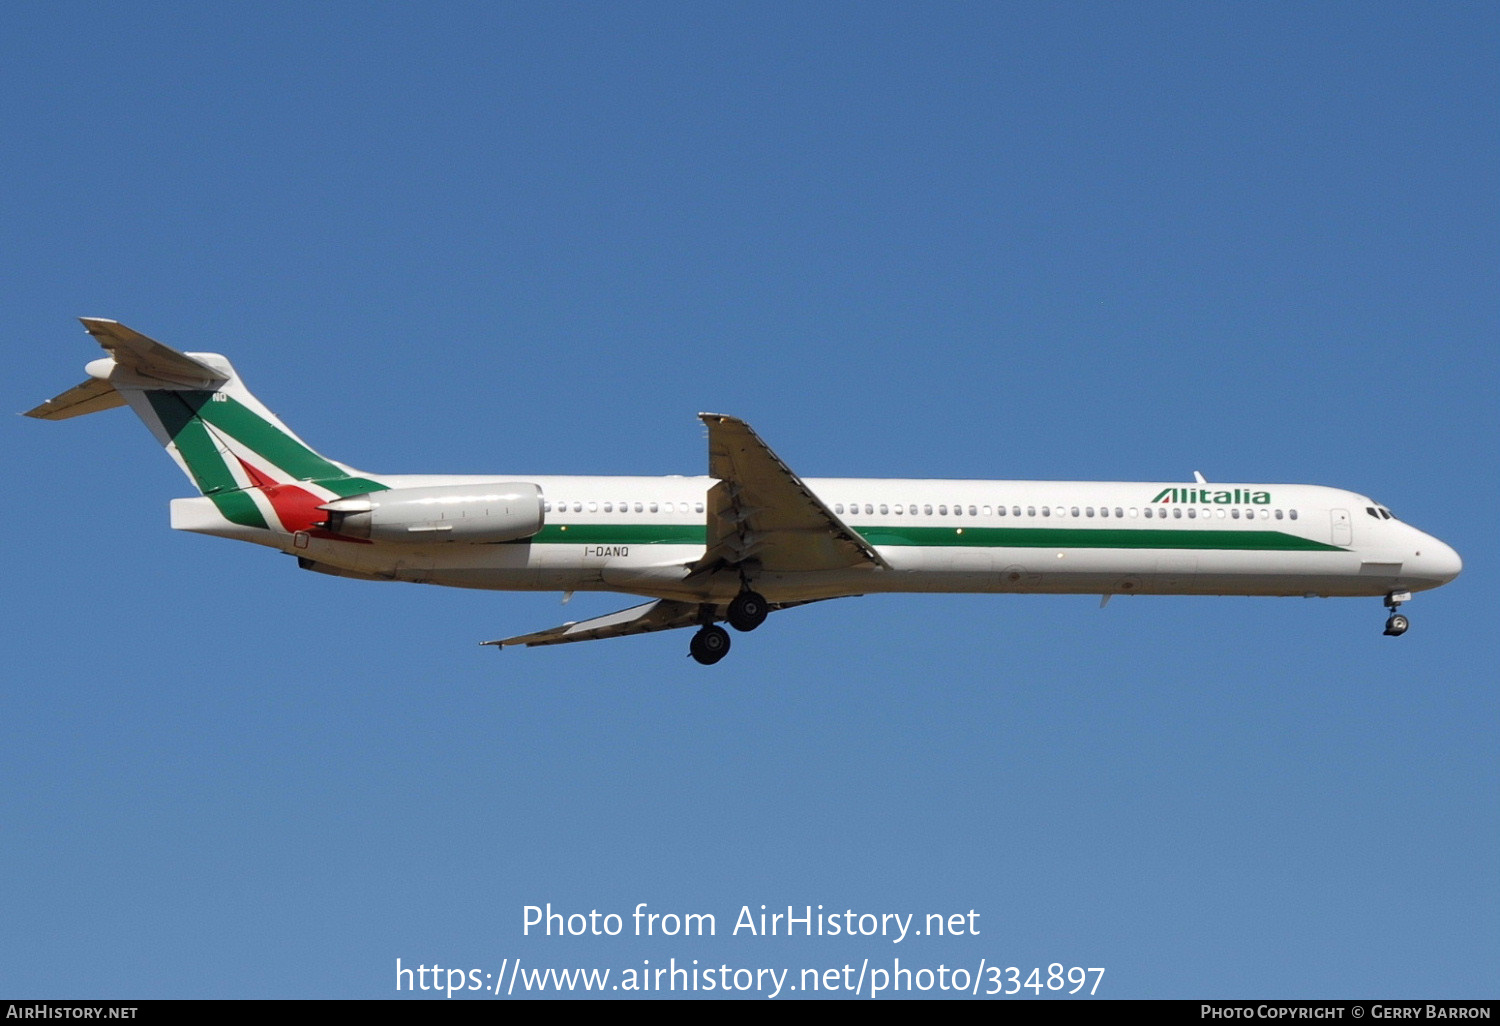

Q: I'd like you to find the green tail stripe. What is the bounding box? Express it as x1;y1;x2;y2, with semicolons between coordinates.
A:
192;393;350;481
209;488;272;529
147;390;387;496
524;523;1343;552
157;414;269;528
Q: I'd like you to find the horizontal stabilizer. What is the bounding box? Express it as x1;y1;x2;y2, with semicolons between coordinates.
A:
24;377;127;420
484;599;703;648
78;318;227;384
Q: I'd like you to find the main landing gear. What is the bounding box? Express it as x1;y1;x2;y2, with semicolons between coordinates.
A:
689;624;731;665
726;590;769;632
1383;591;1411;637
689;590;770;664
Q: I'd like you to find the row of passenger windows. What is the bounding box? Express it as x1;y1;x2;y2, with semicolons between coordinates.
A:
832;502;1299;521
540;497;1303;522
544;500;705;515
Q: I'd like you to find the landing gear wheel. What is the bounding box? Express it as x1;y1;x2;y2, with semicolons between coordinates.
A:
726;590;769;632
1383;591;1412;637
690;624;731;664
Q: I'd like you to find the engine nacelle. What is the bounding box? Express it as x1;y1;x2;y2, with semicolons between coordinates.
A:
320;482;544;543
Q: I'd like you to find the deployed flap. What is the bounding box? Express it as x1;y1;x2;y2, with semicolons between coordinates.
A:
693;413;889;574
24;377;127;420
483;599;703;648
78;318;227;385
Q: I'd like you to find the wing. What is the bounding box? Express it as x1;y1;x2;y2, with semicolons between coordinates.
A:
693;413;889;575
483;599;704;649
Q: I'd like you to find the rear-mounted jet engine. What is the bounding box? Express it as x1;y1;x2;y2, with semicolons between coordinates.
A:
320;483;544;543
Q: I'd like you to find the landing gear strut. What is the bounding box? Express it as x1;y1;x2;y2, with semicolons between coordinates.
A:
726;590;769;632
690;624;731;665
1383;591;1411;637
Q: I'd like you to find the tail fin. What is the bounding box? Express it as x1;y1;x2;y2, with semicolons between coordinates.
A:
28;318;387;534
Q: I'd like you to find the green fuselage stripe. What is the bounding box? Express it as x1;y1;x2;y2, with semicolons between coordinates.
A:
524;523;1342;552
857;525;1343;551
530;524;707;545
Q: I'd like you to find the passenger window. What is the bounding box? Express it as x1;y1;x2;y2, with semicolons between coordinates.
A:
938;505;947;515
587;502;598;513
1172;508;1181;519
573;502;583;513
543;501;552;513
603;502;612;513
1128;508;1138;518
879;504;889;515
1025;506;1034;517
649;502;659;513
695;502;704;514
1041;506;1051;517
1231;509;1240;519
1289;509;1298;520
894;504;903;515
998;506;1007;517
1275;509;1283;520
1187;508;1196;519
982;505;991;516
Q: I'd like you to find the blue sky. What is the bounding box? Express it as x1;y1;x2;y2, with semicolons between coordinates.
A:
5;2;1496;999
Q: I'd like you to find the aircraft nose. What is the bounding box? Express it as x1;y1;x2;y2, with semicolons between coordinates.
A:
1413;536;1462;585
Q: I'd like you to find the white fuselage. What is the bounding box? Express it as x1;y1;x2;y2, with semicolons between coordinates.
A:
182;474;1462;605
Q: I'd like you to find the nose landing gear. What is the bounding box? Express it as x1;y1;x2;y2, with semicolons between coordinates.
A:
1383;591;1412;637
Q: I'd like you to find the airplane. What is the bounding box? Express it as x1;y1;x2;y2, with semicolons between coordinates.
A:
28;319;1462;664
